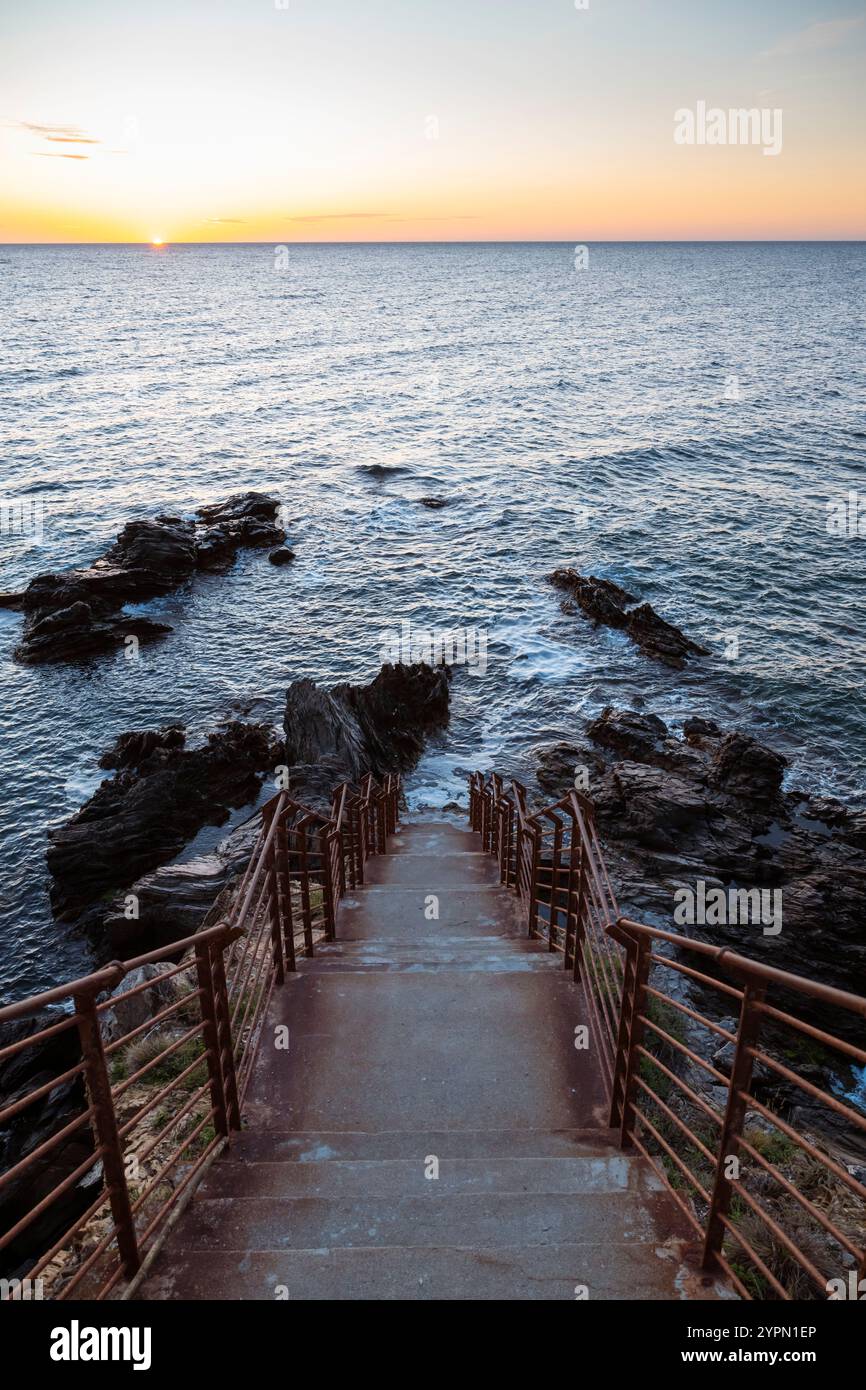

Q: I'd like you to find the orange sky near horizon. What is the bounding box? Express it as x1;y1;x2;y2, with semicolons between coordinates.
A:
1;0;864;243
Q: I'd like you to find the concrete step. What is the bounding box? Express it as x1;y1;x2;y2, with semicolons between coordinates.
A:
243;969;606;1131
201;1155;643;1200
338;887;522;940
137;1240;722;1302
314;938;552;958
303;943;561;974
153;1191;667;1252
362;853;493;887
390;825;481;855
225;1128;619;1162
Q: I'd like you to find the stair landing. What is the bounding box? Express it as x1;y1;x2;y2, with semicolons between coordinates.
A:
137;823;724;1300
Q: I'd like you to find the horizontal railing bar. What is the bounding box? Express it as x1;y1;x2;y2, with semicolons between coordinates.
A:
0;1104;97;1194
633;1075;717;1166
634;1044;725;1127
631;1106;712;1203
715;1208;792;1301
0;1057;87;1125
639;1014;730;1084
103;988;205;1057
642;984;738;1044
735;1132;863;1261
648;952;745;1002
618;918;866;1016
744;1052;866;1132
743;1095;866;1203
753;1000;866;1068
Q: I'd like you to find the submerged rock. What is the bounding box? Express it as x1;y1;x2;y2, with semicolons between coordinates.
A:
5;491;286;663
268;548;296;566
549;568;708;669
47;720;284;921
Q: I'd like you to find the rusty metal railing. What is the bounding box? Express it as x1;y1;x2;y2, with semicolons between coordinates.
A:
469;771;866;1301
0;772;400;1300
469;771;623;1094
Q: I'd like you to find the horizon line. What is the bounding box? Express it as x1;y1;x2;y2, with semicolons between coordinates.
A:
2;237;865;246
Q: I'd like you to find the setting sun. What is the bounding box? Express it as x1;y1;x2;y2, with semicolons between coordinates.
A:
150;236;164;247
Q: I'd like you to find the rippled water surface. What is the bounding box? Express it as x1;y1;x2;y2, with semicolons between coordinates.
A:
1;242;864;1000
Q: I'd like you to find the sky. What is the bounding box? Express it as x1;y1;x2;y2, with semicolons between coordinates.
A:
0;0;864;242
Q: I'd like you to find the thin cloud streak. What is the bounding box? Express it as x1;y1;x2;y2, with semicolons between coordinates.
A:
288;212;395;222
764;15;865;57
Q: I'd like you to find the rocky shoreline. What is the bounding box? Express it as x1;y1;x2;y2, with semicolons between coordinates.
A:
0;659;451;1278
44;660;451;953
0;491;287;662
533;709;866;1018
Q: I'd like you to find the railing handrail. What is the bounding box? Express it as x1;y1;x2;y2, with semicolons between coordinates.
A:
612;917;866;1018
469;767;866;1302
0;922;235;1025
1;769;402;1301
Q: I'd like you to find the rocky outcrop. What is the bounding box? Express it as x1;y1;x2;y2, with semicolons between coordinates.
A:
101;817;260;953
47;721;284;921
574;707;866;1024
63;664;451;950
284;662;452;805
532;741;606;798
1;492;285;663
548;569;708;669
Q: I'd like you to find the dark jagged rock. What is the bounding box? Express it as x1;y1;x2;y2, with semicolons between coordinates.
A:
587;708;669;763
532;741;606;799
709;731;787;802
197;492;283;528
0;1014;93;1280
582;708;866;1029
284;662;451;806
682;716;722;744
98;724;185;771
47;721;284;920
5;492;285;663
18;607;172;664
94;666;451;947
549;568;707;669
419;496;449;509
268;548;296;566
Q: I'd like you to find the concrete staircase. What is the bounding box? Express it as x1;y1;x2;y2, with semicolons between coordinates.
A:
138;823;722;1300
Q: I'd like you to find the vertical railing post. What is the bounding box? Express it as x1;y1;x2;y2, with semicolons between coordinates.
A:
377;789;387;853
563;817;580;973
195;939;230;1136
298;822;315;956
549;818;563;952
276;813;296;972
610;931;652;1145
526;822;542;938
498;800;511;885
263;807;285;989
209;937;241;1129
701;981;766;1272
321;827;337;941
571;850;588;982
74;989;140;1280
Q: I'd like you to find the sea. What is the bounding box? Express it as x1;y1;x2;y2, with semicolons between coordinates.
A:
0;241;864;1002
